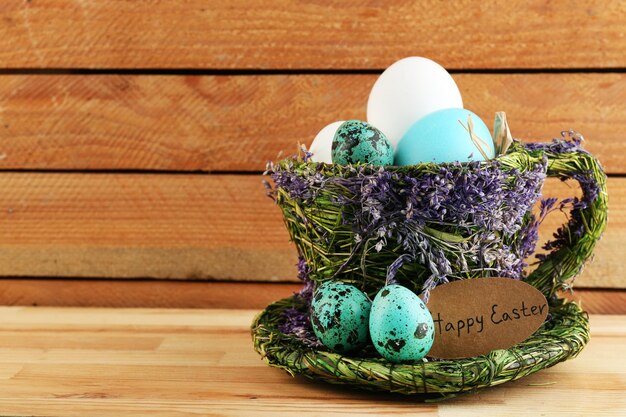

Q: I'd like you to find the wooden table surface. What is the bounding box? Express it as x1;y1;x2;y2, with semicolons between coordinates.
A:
0;307;621;416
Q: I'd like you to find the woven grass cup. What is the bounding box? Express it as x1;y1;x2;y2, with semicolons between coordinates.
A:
252;136;607;399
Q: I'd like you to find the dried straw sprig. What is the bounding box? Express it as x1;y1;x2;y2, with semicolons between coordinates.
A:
458;115;491;160
493;112;514;156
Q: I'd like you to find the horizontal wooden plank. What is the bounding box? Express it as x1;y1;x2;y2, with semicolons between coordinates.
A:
0;73;624;173
0;280;298;309
0;173;299;281
0;280;621;314
0;173;621;288
0;307;620;416
561;290;626;315
0;1;625;69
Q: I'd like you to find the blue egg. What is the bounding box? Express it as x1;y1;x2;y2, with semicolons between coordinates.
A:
395;108;495;165
369;285;434;363
310;281;372;353
331;120;394;166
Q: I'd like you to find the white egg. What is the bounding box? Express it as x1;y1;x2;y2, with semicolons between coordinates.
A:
367;57;463;150
309;121;345;163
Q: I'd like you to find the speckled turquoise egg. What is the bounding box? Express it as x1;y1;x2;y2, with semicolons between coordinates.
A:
331;120;394;166
369;284;435;363
310;281;372;353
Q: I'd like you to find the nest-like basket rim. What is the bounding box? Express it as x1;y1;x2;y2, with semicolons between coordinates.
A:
252;295;589;399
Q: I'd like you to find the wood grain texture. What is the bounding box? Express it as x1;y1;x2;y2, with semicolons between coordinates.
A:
0;307;621;416
0;172;299;281
561;289;626;315
0;1;625;69
0;73;624;172
0;280;300;309
0;172;621;288
0;279;622;314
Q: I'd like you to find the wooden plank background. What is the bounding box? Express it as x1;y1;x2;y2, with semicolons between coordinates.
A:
0;1;625;69
0;1;623;308
0;174;622;287
0;73;624;173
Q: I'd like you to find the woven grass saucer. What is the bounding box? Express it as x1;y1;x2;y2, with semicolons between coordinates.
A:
252;296;589;399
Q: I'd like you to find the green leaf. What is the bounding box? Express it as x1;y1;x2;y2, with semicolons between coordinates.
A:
423;226;469;243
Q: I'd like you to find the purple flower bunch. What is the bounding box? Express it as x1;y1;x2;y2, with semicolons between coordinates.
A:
266;141;549;301
277;255;323;348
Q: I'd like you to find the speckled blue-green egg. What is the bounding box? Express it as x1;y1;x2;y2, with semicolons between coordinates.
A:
310;281;372;353
369;285;435;363
331;120;394;166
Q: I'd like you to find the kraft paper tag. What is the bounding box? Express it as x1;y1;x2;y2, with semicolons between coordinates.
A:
427;278;548;359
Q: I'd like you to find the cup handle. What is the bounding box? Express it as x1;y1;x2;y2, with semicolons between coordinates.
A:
525;141;608;298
